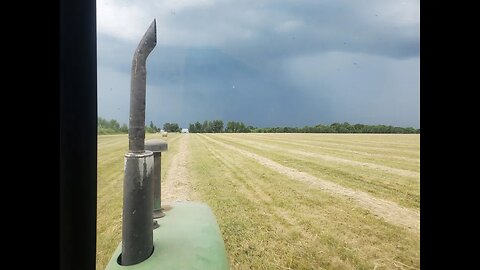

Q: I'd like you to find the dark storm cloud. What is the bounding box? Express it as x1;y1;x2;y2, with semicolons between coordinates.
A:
97;0;419;128
148;0;419;63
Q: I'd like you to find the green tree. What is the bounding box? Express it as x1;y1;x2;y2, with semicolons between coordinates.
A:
212;120;224;133
163;122;180;132
109;119;120;130
149;121;160;132
120;124;128;133
194;122;202;133
172;123;181;132
225;121;235;133
163;122;172;132
97;117;130;134
202;121;211;133
97;117;108;128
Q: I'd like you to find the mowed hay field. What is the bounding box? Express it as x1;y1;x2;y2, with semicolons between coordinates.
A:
97;133;420;270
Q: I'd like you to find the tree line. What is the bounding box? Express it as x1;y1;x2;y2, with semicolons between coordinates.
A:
97;117;128;134
98;117;420;135
188;120;420;134
189;120;224;133
188;120;255;133
162;123;181;133
97;117;182;134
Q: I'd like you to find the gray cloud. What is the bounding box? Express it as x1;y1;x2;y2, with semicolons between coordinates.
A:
97;0;420;128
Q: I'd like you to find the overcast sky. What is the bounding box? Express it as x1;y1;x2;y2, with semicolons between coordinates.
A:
97;0;420;128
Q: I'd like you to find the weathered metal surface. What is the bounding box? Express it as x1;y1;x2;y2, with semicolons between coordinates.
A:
145;139;168;218
122;151;155;266
128;19;157;153
105;202;230;270
121;19;157;266
145;139;168;152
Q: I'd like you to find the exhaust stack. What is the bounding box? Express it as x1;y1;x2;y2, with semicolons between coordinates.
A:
121;19;157;266
128;19;157;153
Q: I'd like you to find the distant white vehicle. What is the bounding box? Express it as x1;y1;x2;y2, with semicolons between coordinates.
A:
181;128;189;133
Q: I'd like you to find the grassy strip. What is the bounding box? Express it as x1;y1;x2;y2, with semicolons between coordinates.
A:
189;134;420;269
209;134;420;209
226;134;420;172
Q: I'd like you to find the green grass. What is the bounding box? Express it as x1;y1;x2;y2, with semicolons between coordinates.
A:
233;134;420;171
189;134;419;269
96;133;420;270
209;134;420;209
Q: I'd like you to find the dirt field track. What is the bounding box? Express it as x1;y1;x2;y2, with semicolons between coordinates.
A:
97;133;420;270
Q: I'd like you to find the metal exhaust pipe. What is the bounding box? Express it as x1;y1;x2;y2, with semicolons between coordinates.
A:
121;19;157;266
128;19;157;153
145;139;168;219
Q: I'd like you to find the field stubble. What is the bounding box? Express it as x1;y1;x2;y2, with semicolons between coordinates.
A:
97;133;420;270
